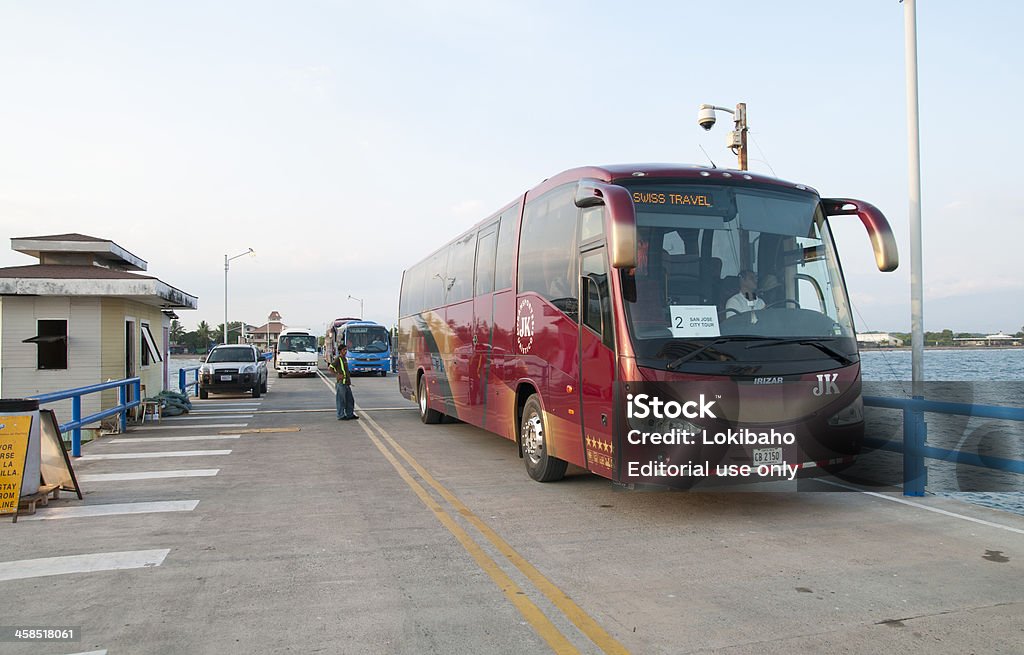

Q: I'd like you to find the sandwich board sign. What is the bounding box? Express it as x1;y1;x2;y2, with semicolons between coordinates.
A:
0;416;33;516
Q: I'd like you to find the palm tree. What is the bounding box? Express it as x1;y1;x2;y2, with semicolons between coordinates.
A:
196;321;213;352
169;320;186;344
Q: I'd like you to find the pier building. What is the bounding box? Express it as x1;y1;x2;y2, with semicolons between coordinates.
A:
0;233;197;421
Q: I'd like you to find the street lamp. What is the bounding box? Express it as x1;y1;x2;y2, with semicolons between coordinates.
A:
348;294;363;319
697;102;748;170
904;0;925;396
224;248;254;344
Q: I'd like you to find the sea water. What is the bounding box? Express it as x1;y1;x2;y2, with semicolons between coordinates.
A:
860;348;1024;516
860;348;1024;382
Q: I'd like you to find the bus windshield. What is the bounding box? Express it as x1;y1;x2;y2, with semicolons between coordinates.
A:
621;181;856;373
346;326;389;353
279;336;317;353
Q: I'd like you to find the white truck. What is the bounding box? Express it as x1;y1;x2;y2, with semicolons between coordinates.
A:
275;328;319;377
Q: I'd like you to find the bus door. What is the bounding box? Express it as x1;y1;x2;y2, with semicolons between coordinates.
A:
578;247;616;478
468;224;498;428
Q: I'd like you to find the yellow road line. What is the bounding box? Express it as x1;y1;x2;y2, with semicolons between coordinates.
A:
364;414;631;655
354;414;580;654
319;370;629;654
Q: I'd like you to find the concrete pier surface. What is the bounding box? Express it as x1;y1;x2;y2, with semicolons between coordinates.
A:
3;371;1022;654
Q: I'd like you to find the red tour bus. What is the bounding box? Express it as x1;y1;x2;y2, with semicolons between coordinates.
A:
397;164;897;486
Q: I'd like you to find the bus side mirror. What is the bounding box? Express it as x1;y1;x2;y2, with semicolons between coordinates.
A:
575;179;637;269
822;198;899;272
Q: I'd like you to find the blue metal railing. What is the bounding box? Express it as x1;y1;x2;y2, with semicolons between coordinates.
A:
179;366;200;396
33;377;141;457
863;395;1024;497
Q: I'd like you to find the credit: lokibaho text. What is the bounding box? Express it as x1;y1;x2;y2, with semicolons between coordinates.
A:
626;427;795;446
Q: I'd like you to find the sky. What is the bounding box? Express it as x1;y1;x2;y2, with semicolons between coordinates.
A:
1;1;1022;335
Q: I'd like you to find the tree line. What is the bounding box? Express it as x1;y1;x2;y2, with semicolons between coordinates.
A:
169;320;246;353
888;327;1024;346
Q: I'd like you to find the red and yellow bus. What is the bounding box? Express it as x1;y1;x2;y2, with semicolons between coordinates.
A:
397;164;897;486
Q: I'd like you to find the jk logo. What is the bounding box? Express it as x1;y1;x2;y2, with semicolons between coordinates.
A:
813;373;840;396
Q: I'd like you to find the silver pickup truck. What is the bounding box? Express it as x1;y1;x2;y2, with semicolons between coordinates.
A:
199;344;269;399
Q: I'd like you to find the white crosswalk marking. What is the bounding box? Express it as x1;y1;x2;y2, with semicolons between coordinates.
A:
78;450;232;460
190;402;261;406
162;414;253;420
132;423;247;431
79;469;220;482
110;435;240;443
0;549;170;581
21;500;200;521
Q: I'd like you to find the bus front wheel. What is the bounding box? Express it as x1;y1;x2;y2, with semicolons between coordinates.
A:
418;376;442;424
520;395;567;482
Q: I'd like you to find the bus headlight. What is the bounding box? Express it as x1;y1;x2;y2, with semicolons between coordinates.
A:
828;397;864;426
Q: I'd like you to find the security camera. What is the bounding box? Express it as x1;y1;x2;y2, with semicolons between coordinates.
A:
697;105;716;131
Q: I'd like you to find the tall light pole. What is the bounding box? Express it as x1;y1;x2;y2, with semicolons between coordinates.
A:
348;294;363;319
224;248;254;344
904;0;925;397
697;102;748;170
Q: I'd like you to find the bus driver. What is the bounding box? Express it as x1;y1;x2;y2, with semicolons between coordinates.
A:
725;270;765;315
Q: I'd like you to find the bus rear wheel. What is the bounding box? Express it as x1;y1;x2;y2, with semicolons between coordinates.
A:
418;376;442;424
520;395;567;482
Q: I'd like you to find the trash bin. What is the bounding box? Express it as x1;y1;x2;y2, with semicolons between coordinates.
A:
0;398;41;500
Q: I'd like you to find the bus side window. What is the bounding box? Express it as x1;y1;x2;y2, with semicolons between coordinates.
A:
582;250;614;350
446;232;475;304
494;204;519;291
424;249;449;309
519;185;579;320
580;206;604;243
475;228;498;296
582;277;602;335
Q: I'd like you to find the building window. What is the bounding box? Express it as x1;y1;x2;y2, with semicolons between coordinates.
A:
32;320;69;370
141;322;162;366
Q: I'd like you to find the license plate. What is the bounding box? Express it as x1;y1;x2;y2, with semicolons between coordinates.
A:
752;447;782;466
219;374;233;382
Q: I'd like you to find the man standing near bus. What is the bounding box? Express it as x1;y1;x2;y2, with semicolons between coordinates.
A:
329;344;358;420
